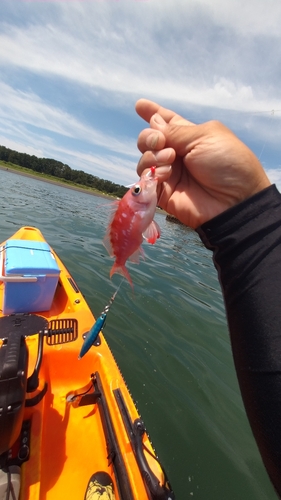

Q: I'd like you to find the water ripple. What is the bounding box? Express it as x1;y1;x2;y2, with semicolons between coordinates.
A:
0;169;274;500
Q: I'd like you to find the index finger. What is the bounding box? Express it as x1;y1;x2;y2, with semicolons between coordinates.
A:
135;98;195;127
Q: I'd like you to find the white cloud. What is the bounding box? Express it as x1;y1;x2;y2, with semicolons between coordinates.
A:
0;0;281;184
0;135;43;158
0;80;140;184
40;144;140;185
265;169;281;192
197;0;281;37
1;2;281;114
0;81;138;150
0;124;138;184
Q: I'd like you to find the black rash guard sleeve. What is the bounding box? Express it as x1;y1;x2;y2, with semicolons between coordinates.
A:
196;184;281;497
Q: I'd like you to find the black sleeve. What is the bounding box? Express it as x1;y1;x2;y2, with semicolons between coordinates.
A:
196;184;281;498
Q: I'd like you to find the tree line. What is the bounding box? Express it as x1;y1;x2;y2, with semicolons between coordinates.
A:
0;145;127;197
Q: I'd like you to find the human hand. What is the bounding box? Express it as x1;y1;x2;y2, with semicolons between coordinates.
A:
136;99;271;228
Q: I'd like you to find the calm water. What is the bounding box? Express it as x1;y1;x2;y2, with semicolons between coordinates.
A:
0;169;276;499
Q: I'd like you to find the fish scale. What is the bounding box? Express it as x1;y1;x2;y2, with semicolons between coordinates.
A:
103;167;161;288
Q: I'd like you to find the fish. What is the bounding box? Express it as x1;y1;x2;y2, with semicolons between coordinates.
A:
103;167;161;287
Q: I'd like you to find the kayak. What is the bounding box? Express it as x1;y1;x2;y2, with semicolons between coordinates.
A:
0;226;174;500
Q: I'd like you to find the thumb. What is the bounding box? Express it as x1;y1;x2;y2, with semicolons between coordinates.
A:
150;113;196;157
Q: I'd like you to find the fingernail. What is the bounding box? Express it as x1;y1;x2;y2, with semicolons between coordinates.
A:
146;133;159;149
154;149;172;163
151;113;167;127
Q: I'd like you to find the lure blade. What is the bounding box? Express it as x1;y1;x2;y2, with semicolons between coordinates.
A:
78;313;106;359
78;280;123;360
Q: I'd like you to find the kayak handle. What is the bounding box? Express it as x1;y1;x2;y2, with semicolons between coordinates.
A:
114;388;175;500
133;418;175;500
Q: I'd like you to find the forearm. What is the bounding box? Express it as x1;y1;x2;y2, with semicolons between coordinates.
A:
196;184;281;497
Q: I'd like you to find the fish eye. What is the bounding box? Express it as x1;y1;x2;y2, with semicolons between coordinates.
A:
132;185;142;196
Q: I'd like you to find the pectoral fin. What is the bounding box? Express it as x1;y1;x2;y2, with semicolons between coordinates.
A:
142;220;161;244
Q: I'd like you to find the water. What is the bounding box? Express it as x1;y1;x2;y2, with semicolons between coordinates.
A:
0;169;276;499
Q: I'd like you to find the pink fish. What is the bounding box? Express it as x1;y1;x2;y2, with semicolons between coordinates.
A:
103;167;161;287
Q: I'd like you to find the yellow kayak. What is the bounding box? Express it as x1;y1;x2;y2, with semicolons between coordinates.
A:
0;226;174;500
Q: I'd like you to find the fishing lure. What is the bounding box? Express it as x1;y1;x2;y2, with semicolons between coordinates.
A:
78;284;121;359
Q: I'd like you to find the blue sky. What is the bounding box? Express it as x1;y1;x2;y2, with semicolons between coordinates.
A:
0;0;281;187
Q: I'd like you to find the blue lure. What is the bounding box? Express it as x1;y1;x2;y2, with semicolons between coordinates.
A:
78;284;121;359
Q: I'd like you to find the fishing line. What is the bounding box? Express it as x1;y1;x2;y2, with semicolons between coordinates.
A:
78;278;124;359
157;180;167;207
250;108;280;162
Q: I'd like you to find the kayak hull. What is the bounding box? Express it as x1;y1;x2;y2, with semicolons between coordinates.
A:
0;227;173;500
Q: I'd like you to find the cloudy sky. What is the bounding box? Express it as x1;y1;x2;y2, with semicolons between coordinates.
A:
1;0;281;186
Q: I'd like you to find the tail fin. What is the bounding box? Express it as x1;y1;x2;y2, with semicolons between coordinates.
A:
110;263;133;289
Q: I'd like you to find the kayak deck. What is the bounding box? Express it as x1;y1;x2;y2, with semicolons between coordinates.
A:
0;227;174;500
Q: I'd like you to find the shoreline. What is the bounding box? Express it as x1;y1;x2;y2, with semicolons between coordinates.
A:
0;164;167;214
0;164;116;200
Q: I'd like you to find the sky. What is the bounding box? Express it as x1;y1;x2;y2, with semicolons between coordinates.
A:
0;0;281;187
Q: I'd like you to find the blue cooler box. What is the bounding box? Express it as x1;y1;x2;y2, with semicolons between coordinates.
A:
2;240;60;314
